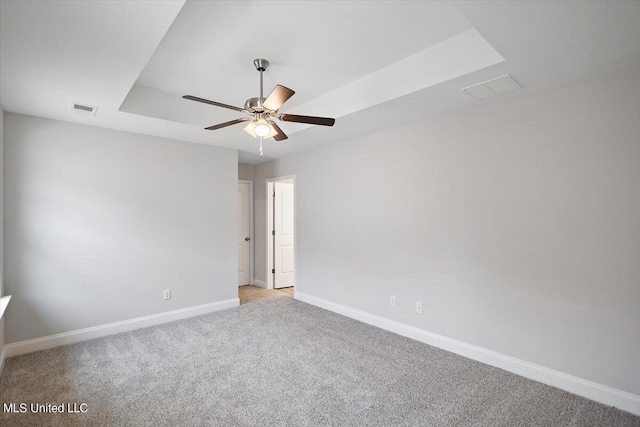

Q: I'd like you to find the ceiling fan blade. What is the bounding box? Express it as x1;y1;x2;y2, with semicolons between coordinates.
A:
262;85;295;111
278;114;335;127
270;121;288;141
183;95;245;112
205;118;250;130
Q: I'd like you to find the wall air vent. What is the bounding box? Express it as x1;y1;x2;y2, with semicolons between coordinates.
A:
460;75;521;100
69;102;98;117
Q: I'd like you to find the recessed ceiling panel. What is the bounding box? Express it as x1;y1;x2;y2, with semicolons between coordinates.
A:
121;1;504;139
133;1;474;107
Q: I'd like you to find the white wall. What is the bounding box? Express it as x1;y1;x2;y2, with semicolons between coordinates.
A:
238;163;254;181
0;105;5;352
3;114;238;343
253;66;640;396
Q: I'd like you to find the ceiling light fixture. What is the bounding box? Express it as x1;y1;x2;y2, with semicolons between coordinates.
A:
254;119;271;137
243;116;278;141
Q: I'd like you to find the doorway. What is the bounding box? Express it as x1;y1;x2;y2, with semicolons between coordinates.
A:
267;176;295;291
238;180;253;287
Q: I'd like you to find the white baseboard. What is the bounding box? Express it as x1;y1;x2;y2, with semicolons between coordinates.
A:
0;346;6;379
3;298;239;358
295;292;640;416
253;279;267;289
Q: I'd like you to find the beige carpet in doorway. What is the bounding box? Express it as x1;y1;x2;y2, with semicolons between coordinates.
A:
238;285;293;304
278;287;294;296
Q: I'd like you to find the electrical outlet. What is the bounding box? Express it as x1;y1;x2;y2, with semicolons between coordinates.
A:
415;301;423;315
390;296;396;307
163;289;171;300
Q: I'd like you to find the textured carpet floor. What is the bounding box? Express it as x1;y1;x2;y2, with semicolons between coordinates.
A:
1;296;638;426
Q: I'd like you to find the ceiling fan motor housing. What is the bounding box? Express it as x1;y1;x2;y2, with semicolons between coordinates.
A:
244;97;270;114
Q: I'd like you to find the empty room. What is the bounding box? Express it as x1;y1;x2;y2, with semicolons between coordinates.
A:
0;0;639;425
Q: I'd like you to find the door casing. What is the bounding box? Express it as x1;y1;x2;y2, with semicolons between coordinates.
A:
266;175;296;290
238;180;254;286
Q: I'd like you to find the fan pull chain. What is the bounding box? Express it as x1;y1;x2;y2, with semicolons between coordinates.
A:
259;136;264;157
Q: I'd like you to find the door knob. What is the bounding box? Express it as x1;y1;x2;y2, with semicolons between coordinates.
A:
245;237;251;241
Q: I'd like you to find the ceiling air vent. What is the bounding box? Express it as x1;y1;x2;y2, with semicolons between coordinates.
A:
460;75;521;100
69;102;98;117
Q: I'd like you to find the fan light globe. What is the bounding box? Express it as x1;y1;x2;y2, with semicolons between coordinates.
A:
254;122;271;137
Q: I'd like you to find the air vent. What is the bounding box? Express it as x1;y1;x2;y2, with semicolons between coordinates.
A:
461;75;521;100
69;102;98;117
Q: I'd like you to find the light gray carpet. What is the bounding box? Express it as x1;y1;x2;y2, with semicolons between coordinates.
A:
1;295;639;426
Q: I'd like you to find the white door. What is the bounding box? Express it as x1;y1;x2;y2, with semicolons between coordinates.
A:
238;181;251;286
274;182;294;288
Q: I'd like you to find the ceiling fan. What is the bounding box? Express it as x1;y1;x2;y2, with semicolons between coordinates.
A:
183;58;335;156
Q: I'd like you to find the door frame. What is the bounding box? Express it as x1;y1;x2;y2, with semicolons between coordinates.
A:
266;175;296;290
239;180;254;286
